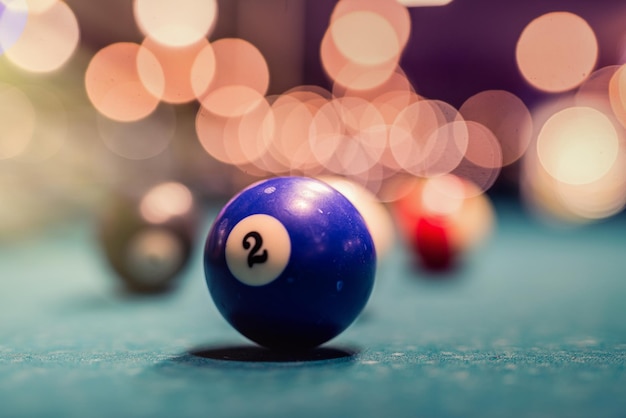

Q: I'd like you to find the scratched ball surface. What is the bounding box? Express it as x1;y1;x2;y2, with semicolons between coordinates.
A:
203;176;376;350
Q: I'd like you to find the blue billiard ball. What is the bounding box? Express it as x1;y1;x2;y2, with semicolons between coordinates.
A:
203;176;376;350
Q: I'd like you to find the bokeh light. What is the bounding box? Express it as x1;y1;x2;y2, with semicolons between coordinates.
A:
555;154;626;221
196;38;269;115
389;100;468;177
320;29;398;91
608;64;626;129
421;174;466;216
24;0;56;13
85;42;164;122
14;85;67;162
0;0;27;55
333;69;417;118
331;0;411;51
458;122;502;170
139;37;215;105
189;41;217;99
97;103;176;160
4;0;79;73
522;94;626;224
139;182;194;224
516;12;598;93
260;92;321;173
451;121;502;195
195;96;273;166
0;83;35;159
133;0;217;47
576;65;619;116
522;131;626;224
537;106;619;185
201;85;266;119
331;11;400;67
459;90;532;166
321;0;410;92
3;0;626;240
309;97;387;176
398;0;453;5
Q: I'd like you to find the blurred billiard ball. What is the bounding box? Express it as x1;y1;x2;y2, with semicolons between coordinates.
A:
413;215;456;271
203;176;376;350
392;174;494;272
98;182;198;293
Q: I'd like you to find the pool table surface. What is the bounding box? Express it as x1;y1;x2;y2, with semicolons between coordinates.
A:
1;199;625;418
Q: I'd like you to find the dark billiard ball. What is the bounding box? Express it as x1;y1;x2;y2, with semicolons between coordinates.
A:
203;176;376;350
99;182;198;293
392;174;494;273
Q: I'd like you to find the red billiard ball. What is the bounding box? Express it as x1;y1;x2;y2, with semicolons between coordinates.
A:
392;174;494;272
414;215;456;271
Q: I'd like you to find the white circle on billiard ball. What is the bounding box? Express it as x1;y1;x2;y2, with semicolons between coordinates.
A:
225;214;291;286
125;228;184;284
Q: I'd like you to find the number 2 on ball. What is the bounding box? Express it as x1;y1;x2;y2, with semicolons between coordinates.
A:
243;231;268;267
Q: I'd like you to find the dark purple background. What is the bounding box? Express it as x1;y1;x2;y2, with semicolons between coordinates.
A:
303;0;626;108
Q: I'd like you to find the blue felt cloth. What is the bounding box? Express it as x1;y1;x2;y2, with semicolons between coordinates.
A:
0;203;625;417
